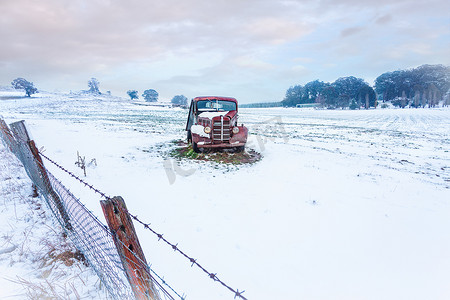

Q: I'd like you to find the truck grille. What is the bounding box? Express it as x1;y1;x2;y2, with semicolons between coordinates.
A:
213;116;230;143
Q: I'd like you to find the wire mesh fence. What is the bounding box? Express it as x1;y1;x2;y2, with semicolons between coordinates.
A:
46;172;135;299
0;118;176;300
1;119;135;299
1;117;247;300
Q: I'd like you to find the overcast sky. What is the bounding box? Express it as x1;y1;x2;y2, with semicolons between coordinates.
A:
1;0;449;103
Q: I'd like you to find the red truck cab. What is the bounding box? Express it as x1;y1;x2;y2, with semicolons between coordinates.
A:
186;96;248;153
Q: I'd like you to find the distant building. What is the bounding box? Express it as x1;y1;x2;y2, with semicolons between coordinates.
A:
296;103;320;108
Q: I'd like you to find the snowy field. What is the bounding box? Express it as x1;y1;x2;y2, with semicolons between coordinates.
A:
1;90;449;300
0;124;109;298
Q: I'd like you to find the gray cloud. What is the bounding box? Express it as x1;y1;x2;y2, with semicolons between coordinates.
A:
375;14;393;25
340;26;364;38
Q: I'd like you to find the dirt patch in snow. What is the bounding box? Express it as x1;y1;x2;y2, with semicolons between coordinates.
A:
170;140;262;165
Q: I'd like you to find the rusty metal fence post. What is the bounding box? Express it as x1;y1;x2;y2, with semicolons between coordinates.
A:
101;196;161;300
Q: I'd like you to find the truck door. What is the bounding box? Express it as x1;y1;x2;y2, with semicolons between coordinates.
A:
186;99;195;131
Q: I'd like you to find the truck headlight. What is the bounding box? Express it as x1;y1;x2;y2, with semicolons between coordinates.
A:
232;127;239;134
204;126;211;134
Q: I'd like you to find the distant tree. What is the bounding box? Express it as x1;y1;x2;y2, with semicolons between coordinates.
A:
11;78;38;97
336;94;350;108
375;64;450;104
127;90;139;100
428;83;439;107
444;89;450;107
171;95;188;106
374;71;397;102
332;76;367;108
282;77;371;109
401;90;408;108
321;85;338;107
240;101;283;108
414;65;449;101
281;64;449;109
392;98;408;108
349;99;359;110
88;78;100;94
282;85;305;106
304;80;327;103
375;70;413;101
412;89;421;108
391;91;409;108
356;85;376;108
142;89;158;102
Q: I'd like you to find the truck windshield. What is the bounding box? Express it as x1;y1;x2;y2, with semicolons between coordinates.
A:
197;100;237;112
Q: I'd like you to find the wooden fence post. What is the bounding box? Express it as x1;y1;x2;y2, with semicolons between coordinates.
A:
101;196;160;300
0;118;19;153
9;120;72;231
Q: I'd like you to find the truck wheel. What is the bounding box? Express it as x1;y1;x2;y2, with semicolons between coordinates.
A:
193;142;200;153
235;146;245;153
187;130;192;143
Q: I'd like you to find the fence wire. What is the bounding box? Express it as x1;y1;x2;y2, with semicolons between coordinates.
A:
1;119;135;299
46;171;135;299
1;118;247;300
0;119;180;300
37;146;247;299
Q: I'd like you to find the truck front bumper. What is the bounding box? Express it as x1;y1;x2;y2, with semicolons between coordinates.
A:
196;141;246;148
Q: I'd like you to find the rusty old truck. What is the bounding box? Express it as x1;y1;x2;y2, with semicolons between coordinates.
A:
186;96;248;153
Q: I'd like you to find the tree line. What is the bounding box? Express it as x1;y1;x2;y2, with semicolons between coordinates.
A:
9;64;448;109
281;64;449;109
8;76;188;107
127;89;159;102
283;77;376;109
375;64;449;108
8;77;106;97
127;89;188;106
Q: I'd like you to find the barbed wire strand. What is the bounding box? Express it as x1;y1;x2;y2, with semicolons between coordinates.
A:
36;150;182;300
38;149;247;300
38;151;111;199
0;124;180;300
128;212;247;300
1;122;136;299
114;236;185;300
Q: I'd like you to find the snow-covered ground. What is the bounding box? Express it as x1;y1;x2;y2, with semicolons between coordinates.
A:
1;90;449;299
0;132;110;299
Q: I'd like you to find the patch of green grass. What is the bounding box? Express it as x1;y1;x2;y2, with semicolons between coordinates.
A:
169;140;262;165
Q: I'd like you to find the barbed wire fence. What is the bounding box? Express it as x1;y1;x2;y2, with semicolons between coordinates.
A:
0;119;175;300
0;118;247;300
37;149;247;299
